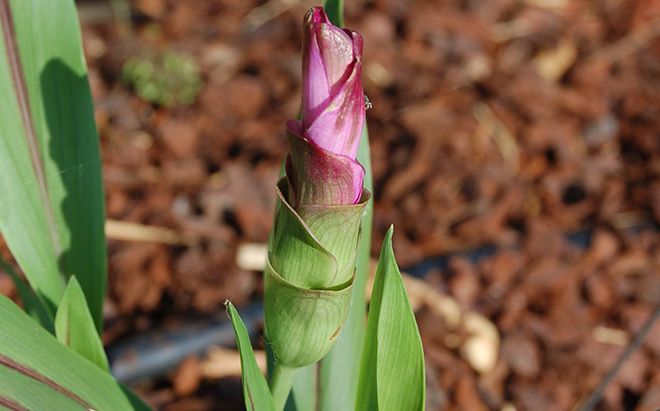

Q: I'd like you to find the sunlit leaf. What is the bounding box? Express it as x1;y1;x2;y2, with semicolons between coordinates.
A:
55;277;109;371
226;301;275;411
356;226;425;411
0;296;150;410
0;0;106;329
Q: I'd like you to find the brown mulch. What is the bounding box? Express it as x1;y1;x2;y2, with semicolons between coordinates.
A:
1;0;659;410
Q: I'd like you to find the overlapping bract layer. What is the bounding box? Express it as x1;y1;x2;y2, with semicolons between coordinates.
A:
265;180;368;367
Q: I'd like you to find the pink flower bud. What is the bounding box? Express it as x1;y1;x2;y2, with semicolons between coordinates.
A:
286;7;365;206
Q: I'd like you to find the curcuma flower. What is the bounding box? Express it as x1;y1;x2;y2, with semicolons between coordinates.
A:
265;7;369;368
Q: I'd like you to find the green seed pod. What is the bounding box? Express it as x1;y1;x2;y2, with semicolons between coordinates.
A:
265;179;369;367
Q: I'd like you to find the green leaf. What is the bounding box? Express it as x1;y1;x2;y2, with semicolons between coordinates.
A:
0;296;150;410
226;301;275;411
356;226;425;411
0;0;107;329
319;124;373;410
324;0;344;26
55;276;109;371
0;363;90;410
0;257;53;331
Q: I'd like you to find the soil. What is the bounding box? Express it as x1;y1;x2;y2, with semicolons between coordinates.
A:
2;0;660;410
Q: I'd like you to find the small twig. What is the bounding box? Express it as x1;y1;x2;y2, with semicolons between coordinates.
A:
576;305;660;411
105;219;192;245
236;243;268;271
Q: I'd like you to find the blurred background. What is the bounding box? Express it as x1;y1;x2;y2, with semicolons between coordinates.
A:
2;0;660;409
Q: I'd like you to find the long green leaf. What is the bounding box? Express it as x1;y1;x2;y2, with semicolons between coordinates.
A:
55;276;109;371
0;364;89;410
0;0;107;329
356;226;425;411
226;301;276;411
0;296;150;410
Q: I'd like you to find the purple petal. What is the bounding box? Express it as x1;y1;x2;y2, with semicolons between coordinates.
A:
305;30;364;158
317;23;354;89
302;14;331;124
305;65;364;158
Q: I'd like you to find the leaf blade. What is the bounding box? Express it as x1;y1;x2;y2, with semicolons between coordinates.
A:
0;363;89;411
55;276;109;371
0;0;64;313
0;296;150;411
226;301;276;411
356;226;426;411
0;0;107;329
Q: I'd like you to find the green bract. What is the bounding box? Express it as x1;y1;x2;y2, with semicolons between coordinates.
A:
265;179;370;368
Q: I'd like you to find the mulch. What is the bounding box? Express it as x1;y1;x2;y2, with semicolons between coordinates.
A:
1;0;659;409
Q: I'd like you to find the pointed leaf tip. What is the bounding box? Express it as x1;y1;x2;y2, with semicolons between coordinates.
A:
385;224;394;239
55;276;109;371
356;227;425;411
227;302;275;411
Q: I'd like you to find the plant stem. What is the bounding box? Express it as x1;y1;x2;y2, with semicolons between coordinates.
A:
270;364;297;411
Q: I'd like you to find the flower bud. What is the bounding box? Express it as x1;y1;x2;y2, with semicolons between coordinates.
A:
264;7;370;368
286;7;365;206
